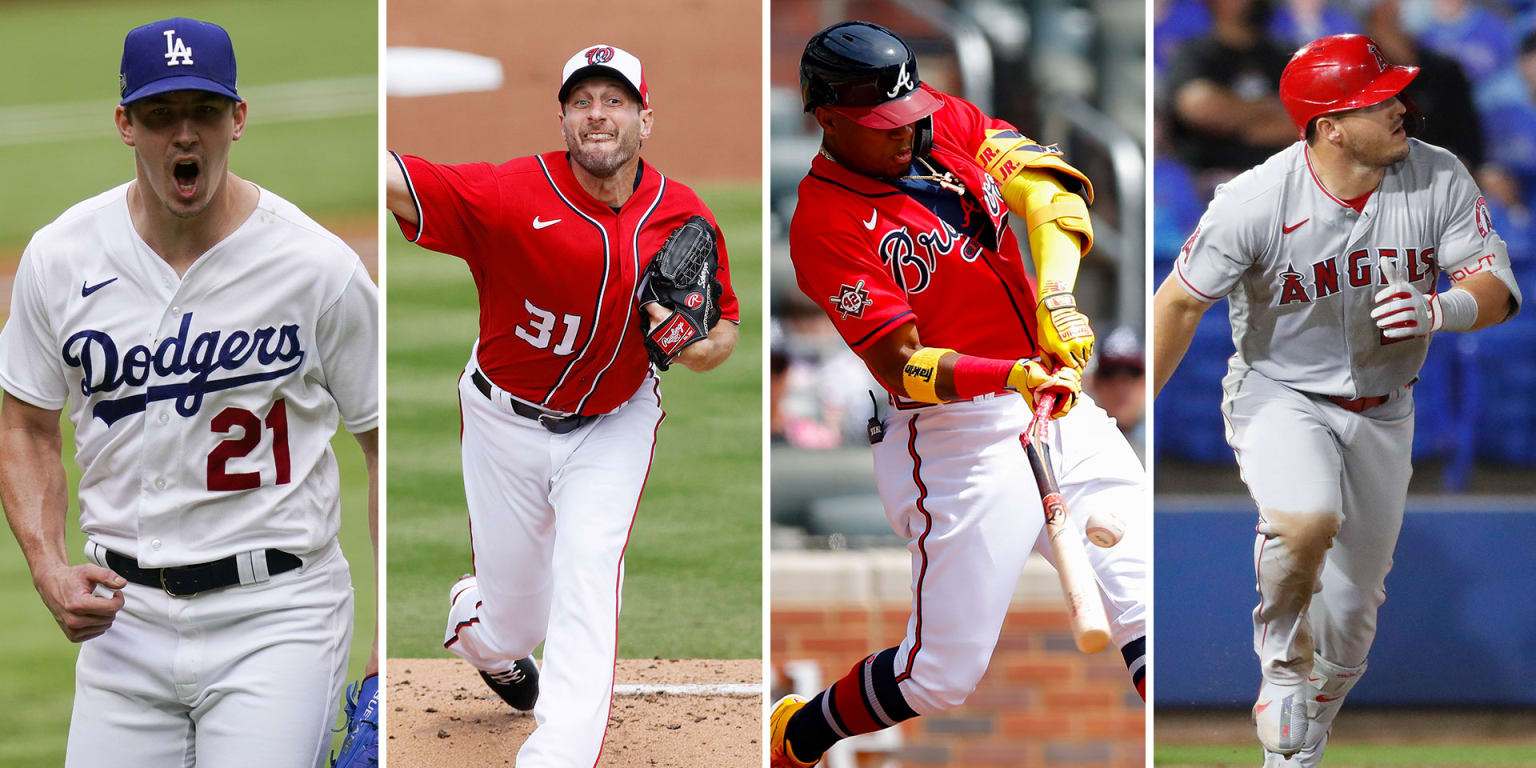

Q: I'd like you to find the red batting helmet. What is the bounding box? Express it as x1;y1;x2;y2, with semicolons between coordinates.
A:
1278;34;1419;139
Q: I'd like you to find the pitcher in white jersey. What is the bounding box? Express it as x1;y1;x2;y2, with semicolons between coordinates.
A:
0;18;378;767
1152;34;1521;767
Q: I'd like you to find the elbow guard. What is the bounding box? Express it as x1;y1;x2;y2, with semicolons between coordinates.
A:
1450;235;1523;320
1006;172;1094;257
975;128;1095;203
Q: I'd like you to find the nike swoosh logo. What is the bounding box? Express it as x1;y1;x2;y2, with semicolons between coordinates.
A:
81;278;118;297
1316;695;1342;702
863;210;878;230
1282;219;1310;234
533;217;561;230
1254;701;1271;715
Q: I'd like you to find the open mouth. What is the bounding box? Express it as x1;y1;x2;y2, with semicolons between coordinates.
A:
173;159;200;199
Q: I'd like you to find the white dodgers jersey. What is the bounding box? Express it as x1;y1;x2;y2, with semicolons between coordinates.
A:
0;182;379;567
1174;140;1507;398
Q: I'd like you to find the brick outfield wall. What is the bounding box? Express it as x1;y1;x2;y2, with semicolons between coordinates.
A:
772;601;1146;767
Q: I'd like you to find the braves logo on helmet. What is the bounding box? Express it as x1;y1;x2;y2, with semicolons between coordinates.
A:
586;46;615;65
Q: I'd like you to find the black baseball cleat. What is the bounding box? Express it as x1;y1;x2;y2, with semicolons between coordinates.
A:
479;656;539;712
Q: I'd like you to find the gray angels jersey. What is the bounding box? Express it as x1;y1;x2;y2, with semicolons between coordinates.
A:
1174;139;1503;398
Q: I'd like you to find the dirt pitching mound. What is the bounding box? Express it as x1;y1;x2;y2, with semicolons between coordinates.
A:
387;657;761;767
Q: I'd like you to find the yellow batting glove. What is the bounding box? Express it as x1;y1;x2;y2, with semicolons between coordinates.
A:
1036;291;1094;370
1006;359;1081;418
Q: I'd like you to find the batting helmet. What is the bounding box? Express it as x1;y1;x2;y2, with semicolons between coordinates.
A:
1279;34;1418;139
801;20;941;141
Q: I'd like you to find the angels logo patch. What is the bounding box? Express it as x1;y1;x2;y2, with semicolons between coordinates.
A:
830;280;874;319
1474;195;1492;238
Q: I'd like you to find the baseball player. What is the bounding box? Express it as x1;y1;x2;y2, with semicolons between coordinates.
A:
771;21;1148;767
1152;34;1521;766
384;44;740;767
0;17;379;768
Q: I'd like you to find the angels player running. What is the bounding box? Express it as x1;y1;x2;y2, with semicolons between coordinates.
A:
385;45;739;767
0;18;379;767
771;22;1147;767
1152;34;1521;766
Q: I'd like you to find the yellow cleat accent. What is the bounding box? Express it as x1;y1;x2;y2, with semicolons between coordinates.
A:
770;695;819;767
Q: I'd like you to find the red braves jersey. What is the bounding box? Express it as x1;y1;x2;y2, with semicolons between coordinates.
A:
790;87;1042;369
393;151;739;415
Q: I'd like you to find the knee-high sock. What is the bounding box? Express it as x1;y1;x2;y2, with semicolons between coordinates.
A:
785;647;919;762
1121;636;1146;700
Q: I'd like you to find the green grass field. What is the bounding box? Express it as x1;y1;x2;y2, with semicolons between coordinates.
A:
1156;742;1536;767
0;0;377;250
0;0;377;764
385;183;763;660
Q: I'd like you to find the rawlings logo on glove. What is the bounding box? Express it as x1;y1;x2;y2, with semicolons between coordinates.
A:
638;215;723;370
332;675;378;768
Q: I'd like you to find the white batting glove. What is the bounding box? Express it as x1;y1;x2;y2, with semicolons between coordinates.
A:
1370;259;1440;339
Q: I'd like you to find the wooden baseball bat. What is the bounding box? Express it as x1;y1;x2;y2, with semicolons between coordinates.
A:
1023;393;1111;654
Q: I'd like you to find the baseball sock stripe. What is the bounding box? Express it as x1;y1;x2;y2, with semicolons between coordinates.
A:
860;654;897;728
831;674;880;734
1121;636;1147;699
782;685;848;764
869;647;919;722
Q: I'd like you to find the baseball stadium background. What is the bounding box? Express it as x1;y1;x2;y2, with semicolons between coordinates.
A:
1154;0;1536;764
771;1;1147;766
0;0;378;765
383;1;763;765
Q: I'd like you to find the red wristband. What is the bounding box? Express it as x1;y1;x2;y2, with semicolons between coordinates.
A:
951;355;1016;399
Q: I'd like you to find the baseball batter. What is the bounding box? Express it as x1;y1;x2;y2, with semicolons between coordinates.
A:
384;44;740;767
1152;34;1521;766
771;22;1147;767
0;18;379;768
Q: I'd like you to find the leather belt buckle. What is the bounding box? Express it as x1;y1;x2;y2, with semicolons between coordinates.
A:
537;413;564;430
159;568;192;598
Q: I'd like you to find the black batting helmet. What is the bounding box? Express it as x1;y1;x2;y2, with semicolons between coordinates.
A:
801;20;942;145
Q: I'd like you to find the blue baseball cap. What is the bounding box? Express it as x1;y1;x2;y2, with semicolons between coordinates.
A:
120;18;241;105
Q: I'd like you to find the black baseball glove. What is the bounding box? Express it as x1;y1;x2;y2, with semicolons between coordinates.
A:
638;215;723;370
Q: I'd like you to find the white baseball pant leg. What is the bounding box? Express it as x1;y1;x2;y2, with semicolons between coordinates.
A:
66;542;353;768
872;393;1145;715
446;372;664;768
1224;367;1412;684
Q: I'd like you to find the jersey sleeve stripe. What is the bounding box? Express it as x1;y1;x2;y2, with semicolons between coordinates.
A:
849;309;915;350
1174;259;1221;301
391;151;425;244
536;155;610;412
573;174;667;414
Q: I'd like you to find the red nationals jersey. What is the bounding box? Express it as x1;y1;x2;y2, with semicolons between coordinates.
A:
393;151;739;415
790;87;1043;366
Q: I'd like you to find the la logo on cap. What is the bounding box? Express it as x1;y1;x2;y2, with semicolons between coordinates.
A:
164;29;194;66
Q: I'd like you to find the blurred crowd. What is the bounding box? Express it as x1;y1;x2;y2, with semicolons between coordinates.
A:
1155;0;1536;263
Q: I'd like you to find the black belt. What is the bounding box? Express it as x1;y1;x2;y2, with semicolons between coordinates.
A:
106;548;302;597
471;370;595;434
